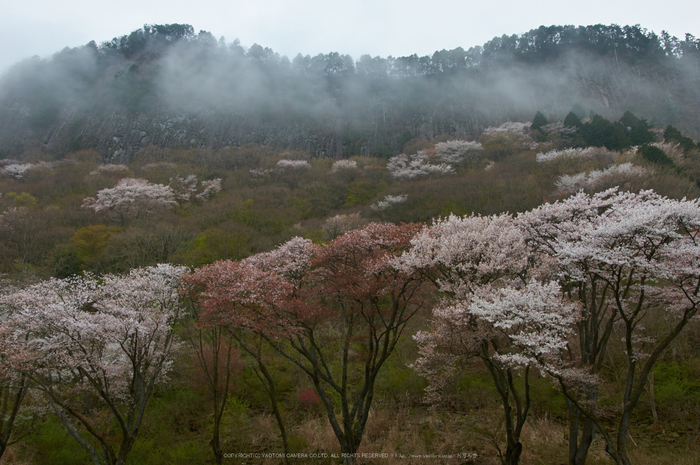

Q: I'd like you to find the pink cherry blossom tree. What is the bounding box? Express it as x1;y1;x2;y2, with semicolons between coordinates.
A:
179;286;242;465
185;250;306;463
191;225;427;464
0;264;187;465
287;223;426;464
519;188;700;465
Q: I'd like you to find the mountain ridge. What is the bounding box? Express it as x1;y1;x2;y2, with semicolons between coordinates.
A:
1;23;698;162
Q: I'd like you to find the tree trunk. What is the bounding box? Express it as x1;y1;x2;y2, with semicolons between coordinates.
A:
648;369;658;425
211;415;223;464
341;439;358;465
210;333;233;465
574;418;597;465
0;377;28;463
115;435;136;465
614;410;633;465
567;398;580;465
566;395;598;465
255;360;289;465
505;441;522;465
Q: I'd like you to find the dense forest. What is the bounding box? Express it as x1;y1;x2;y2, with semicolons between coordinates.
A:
1;23;700;465
1;23;700;161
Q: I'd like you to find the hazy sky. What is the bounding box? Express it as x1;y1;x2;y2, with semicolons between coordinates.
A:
1;0;698;73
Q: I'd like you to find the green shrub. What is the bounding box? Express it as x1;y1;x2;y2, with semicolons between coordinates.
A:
654;361;700;406
375;360;428;405
640;145;675;167
29;418;91;465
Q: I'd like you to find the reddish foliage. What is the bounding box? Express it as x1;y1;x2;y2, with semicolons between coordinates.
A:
311;222;424;312
185;222;427;458
298;389;320;410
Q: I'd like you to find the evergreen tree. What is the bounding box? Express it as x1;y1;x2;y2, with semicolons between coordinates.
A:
532;111;548;131
580;114;630;150
619;111;655;145
639;144;675;167
664;125;698;153
564;111;583;128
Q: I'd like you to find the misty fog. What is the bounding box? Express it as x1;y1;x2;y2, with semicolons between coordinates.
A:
0;24;698;161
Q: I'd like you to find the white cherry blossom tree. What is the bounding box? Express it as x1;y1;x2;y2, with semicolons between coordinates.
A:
331;159;358;172
322;213;365;240
386;152;454;180
519;188;700;465
82;178;177;223
554;163;647;195
0;264;187;465
434;140;483;164
399;213;574;465
371;194;407;211
0;306;30;462
276;159;310;170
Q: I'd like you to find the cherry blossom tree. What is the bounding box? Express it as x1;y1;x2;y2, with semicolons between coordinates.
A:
0;264;187;465
276;159;310;170
82;178;177;223
519;189;644;465
169;175;222;202
398;213;575;465
519;188;700;465
179;288;241;465
331;159;358;172
169;174;199;201
291;223;426;463
0;163;33;179
483;121;532;135
386;153;454;180
396;213;529;294
419;281;576;465
185;253;304;463
191;225;427;464
371;194;407;211
196;178;222;201
322;213;365;240
554;163;648;196
434;140;483;164
535;146;615;164
0;319;29;461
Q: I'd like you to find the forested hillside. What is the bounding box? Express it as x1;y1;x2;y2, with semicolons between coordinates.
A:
1;23;699;162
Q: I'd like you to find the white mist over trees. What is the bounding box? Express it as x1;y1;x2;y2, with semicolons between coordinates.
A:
0;24;699;161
